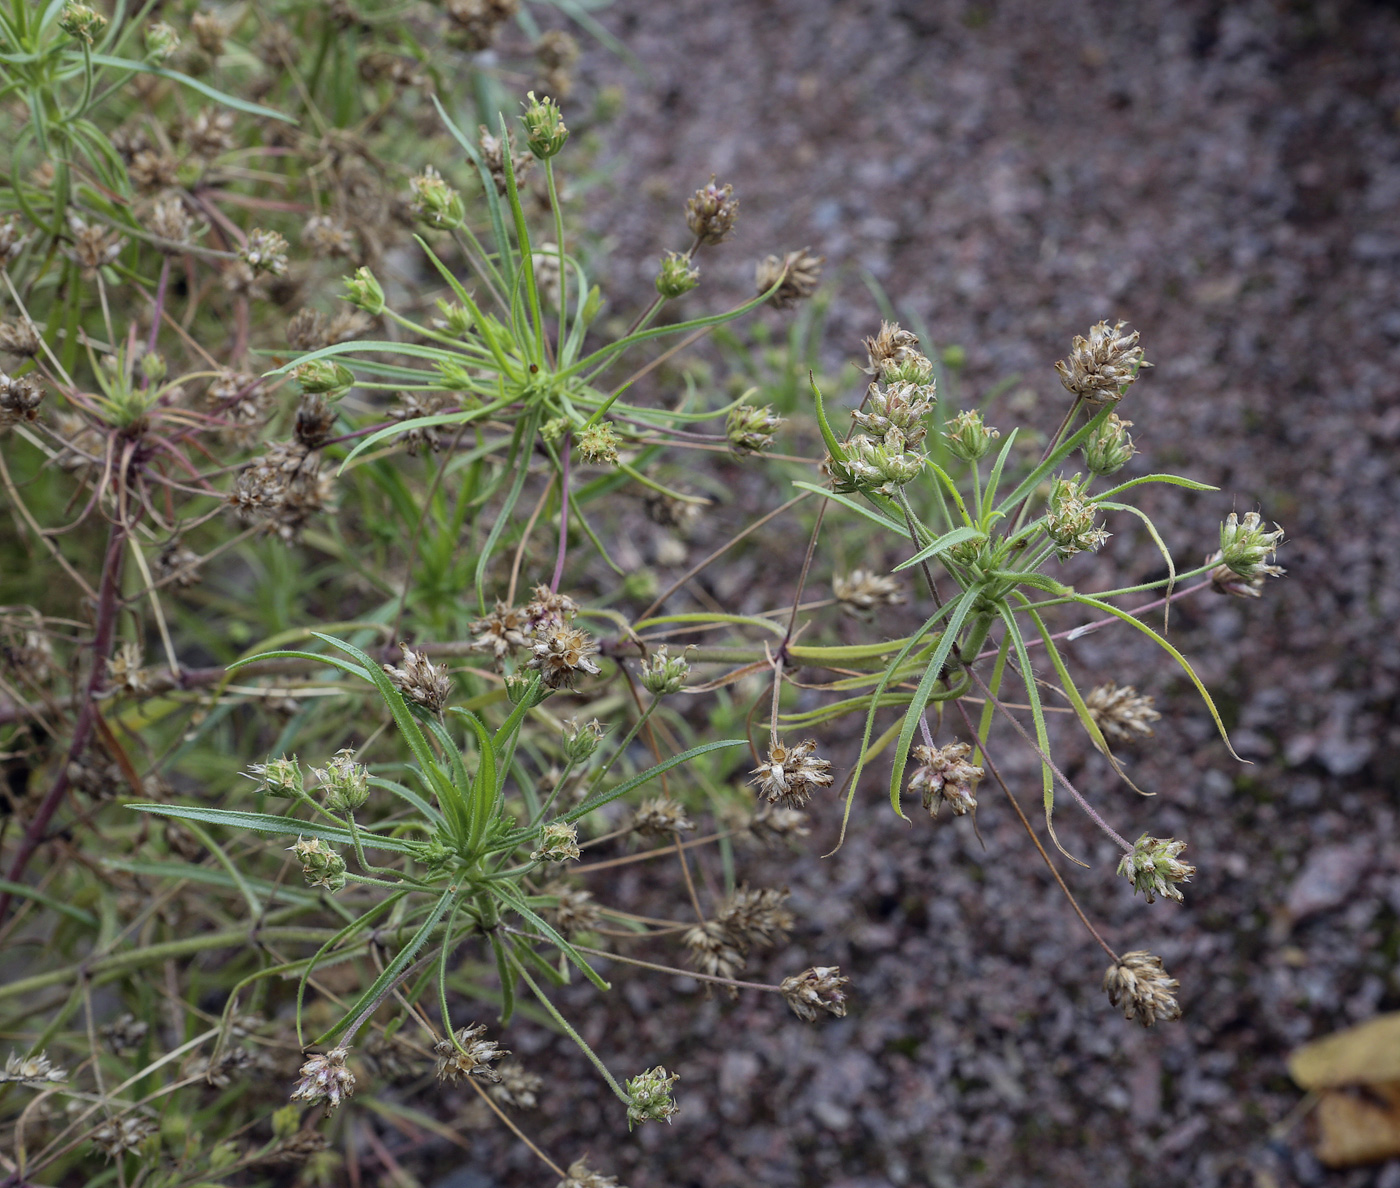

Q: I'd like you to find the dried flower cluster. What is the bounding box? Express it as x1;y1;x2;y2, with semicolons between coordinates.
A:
780;966;851;1022
1103;951;1182;1027
630;795;695;838
1055;319;1149;405
1085;682;1161;743
289;1047;356;1110
434;1023;508;1084
1117;834;1195;904
1;1051;68;1085
833;569;904;616
750;738;834;809
755;247;823;308
907;741;983;817
684;885;793;987
383;643;452;712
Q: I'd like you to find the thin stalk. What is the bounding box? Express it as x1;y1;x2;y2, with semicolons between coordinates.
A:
517;967;627;1101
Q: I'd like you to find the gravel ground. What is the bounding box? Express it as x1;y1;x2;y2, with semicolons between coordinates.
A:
438;3;1400;1186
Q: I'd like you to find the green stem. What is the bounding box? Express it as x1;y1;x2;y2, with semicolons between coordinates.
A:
517;967;627;1102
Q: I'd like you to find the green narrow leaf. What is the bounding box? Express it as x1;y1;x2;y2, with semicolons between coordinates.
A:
887;590;984;816
493;883;610;991
127;803;417;853
892;526;985;573
809;373;848;463
86;56;296;121
316;888;459;1046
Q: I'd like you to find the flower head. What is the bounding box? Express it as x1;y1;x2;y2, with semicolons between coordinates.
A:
247;755;303;798
0;374;44;429
557;1159;625;1188
1055;320;1149;405
383;643;451;712
562;716;606;761
409;165;465;230
1082;411;1136;476
1103;951;1182;1027
750;737;833;809
91;1115;157;1158
311;748;369;813
529;623;601;690
1118;835;1195;904
471;600;531;661
685;176;739;245
726;402;782;455
520;91;570;159
59;3;107;44
943;409;1000;461
832;569;904;617
531;820;580;863
756;248;824;308
434;1023;508;1084
1044;473;1109;558
907;741;983;817
1084;682;1160;744
290;1047;355;1109
625;1066;679;1128
288;836;346;893
655;251;699;298
342;267;385;316
630;795;695;838
2;1051;68;1085
781;966;850;1022
639;645;690;695
240;228;289;277
1214;511;1284;581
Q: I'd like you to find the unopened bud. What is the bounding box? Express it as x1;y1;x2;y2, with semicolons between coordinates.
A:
943;409;999;461
1082;411;1136;476
520;91;569;159
342;267;385;316
312;748;369;813
639;645;690;696
294;359;354;395
655;251;699;299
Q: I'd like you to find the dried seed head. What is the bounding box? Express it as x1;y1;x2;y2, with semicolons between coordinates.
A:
183;107;236;158
638;645;690;696
531;242;564;308
388;391;449;456
0;374;44;428
190;10;226;56
287;308;330;351
129;149;179;191
267;1128;329;1166
862;321;923;377
685;176;739;246
247;755;303;798
561;716;606;761
655;250;700;298
520;91;569;159
557;1159;625;1188
91;1115;157;1158
747;803;811;844
535;30;580;96
1;1051;68;1085
1044;473;1109;558
383;643;451;712
781;966;850;1022
717;884;793;950
750;737;833;809
290;1047;356;1109
1214;511;1285;582
0;216;29;269
576;421;621;465
625;1066;679;1128
644;488;705;532
1055;320;1149;406
1082;411;1136;477
532;820;580;863
1103;951;1182;1027
303;215;356;258
67;214;123;273
409;165;465;230
529;623;601;690
833;569;904;617
756;247;824;308
543;881;601;937
478;125;531;195
630;795;695;838
470;600;531;661
1118;834;1195;904
294;393;338;450
108;641;150;695
240;228;289;277
146;195;194;248
726;402;782;455
434;1024;508;1084
445;0;519;51
311;748;370;813
943;409;1000;462
1084;682;1160;744
908;741;983;817
154;539;200;587
684;920;747;986
100;1014;149;1056
490;1061;543;1109
288;835;347;893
